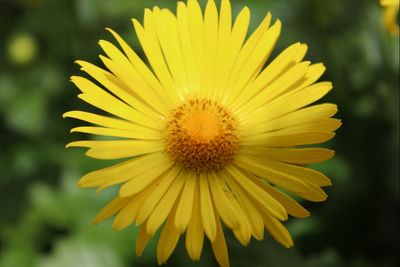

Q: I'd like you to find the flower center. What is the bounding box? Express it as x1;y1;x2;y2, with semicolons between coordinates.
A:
164;99;240;173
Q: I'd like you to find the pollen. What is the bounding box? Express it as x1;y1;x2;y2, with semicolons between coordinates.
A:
164;98;240;173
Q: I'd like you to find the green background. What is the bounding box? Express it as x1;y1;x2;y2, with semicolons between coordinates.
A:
0;0;398;266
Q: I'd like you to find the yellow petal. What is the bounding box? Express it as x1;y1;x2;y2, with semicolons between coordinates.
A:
238;154;331;186
71;76;161;129
231;42;306;110
174;172;197;232
223;171;265;240
92;196;131;224
63;110;158;135
226;165;287;220
236;61;310;116
227;18;282;106
234;155;310;193
133;13;181;104
136;225;152;256
247;103;338;135
242;147;334;164
292;181;328;202
157;207;181;264
211;210;230;267
185;184;204;261
199;173;217;241
146;170;186;235
258;181;310;219
105;28;173;106
75;59;164;119
119;159;174;197
214;6;250;100
208;172;241;230
66;140;163;160
136;167;181;225
113;180;159;230
242;130;335;147
70;126;160;140
242;81;333;128
76;153;165;188
262;213;293;248
152;7;189;93
225;190;252;245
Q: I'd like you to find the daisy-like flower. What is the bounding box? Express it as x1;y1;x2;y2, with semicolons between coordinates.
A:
380;0;399;36
65;0;340;266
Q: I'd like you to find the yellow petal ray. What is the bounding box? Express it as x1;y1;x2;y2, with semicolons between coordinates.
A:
246;103;338;135
381;0;398;6
237;154;331;186
136;167;181;225
225;165;287;220
241;147;335;164
262;213;293;248
226;19;282;106
152;7;188;93
97;53;168;116
231;42;307;111
71;77;161;129
174;172;197;232
223;171;265;240
242;81;333;127
157;207;181;265
97;155;171;192
281;63;326;97
66;140;163;160
242;130;335;147
186;0;205;91
211;209;230;267
208;172;241;230
70;126;160;140
210;0;231;100
105;28;173;106
223;13;273;104
176;2;196;93
92;196;132;224
234;155;310;193
185;185;204;261
76;153;165;188
201;0;218;98
133;12;181;103
113;179;160;230
236;60;311;116
136;224;152;256
292;181;328;202
257;181;310;219
224;190;252;245
199;173;217;241
214;6;250;101
244;171;310;218
146;171;187;236
119;159;174;197
75;59;164;119
63;111;158;135
269;118;341;135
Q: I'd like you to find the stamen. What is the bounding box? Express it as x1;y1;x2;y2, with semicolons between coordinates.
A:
164;99;240;173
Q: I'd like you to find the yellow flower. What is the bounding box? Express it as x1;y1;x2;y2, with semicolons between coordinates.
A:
380;0;399;36
65;0;340;266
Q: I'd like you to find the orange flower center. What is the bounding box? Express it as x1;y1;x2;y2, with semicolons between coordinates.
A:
165;99;240;173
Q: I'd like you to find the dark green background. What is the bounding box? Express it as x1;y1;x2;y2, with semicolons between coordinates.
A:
0;0;398;266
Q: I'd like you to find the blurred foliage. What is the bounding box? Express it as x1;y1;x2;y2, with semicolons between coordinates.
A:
0;0;398;266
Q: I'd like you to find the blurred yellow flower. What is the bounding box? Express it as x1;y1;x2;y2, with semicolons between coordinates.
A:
65;0;340;266
380;0;399;35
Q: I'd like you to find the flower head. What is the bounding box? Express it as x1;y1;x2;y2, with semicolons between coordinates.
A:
65;0;340;266
380;0;399;36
